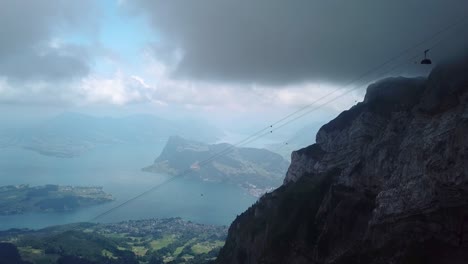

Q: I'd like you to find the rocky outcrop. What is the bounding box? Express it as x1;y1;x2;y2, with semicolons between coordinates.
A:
217;56;468;264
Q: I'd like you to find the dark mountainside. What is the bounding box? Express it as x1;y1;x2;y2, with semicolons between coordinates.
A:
144;136;290;197
0;243;31;264
217;57;468;264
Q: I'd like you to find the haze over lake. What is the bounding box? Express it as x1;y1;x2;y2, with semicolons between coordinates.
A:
0;141;258;230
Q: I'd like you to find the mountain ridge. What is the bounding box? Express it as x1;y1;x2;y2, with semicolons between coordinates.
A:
143;136;290;197
217;56;468;263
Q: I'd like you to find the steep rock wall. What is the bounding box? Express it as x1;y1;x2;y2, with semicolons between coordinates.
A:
217;57;468;264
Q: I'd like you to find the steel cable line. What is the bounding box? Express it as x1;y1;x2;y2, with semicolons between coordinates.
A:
89;15;468;222
145;14;468;171
270;20;468;151
255;14;468;130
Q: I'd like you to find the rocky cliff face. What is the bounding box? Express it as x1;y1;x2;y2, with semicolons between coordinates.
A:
217;57;468;264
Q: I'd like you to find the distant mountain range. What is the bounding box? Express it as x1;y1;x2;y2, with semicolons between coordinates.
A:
143;136;290;197
0;112;224;158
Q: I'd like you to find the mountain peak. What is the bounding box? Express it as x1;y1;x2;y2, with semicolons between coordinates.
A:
144;136;290;197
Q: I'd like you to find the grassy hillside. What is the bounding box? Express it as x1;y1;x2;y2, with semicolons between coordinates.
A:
0;218;227;264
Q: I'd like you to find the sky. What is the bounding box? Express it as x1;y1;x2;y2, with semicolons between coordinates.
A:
0;0;467;130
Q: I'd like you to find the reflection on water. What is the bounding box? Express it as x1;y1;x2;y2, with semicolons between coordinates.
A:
0;143;257;230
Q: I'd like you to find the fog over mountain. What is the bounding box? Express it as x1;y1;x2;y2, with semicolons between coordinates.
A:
0;112;224;158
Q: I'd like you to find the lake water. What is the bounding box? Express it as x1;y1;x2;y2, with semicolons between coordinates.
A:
0;143;258;230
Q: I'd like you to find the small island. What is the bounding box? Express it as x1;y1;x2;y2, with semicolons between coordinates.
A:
0;184;114;215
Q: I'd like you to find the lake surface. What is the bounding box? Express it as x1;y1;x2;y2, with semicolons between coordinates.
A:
0;142;258;230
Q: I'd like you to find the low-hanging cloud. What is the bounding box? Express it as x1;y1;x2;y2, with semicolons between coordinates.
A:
0;0;97;82
129;0;468;85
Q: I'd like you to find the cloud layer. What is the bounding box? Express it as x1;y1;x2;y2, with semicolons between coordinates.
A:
1;0;467;112
0;0;97;81
130;0;468;85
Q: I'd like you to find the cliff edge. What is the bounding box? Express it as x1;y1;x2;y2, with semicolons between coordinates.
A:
217;56;468;264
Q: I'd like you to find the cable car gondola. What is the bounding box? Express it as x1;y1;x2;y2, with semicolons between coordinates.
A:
421;49;432;65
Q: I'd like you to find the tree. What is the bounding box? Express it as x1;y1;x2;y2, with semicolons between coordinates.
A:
148;254;164;264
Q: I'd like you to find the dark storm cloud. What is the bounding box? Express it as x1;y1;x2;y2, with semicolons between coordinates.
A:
0;0;97;81
130;0;468;85
0;44;91;82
